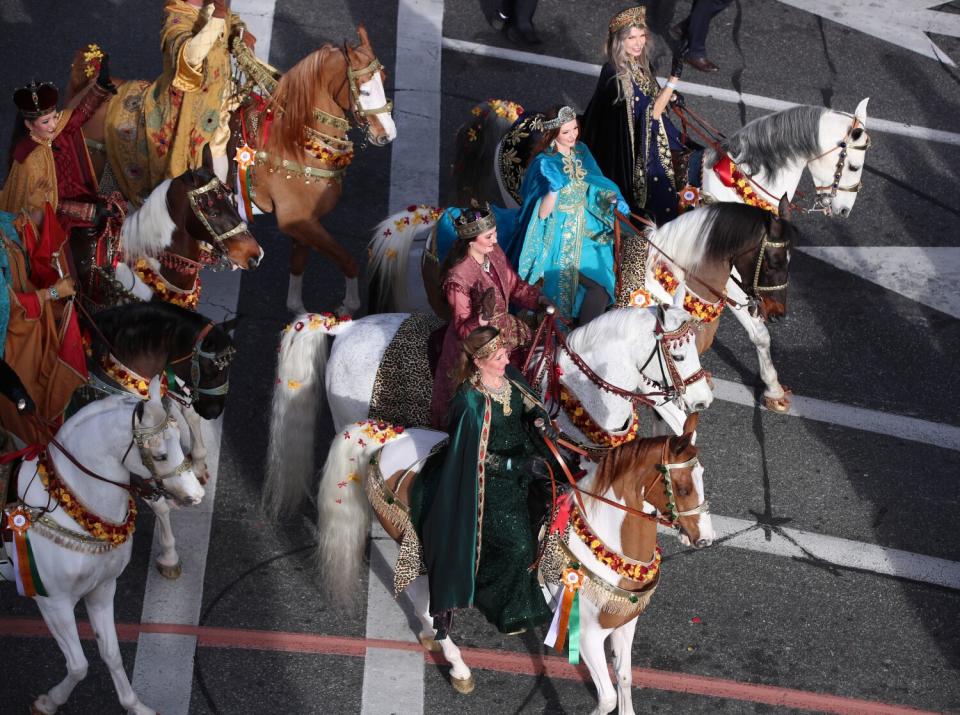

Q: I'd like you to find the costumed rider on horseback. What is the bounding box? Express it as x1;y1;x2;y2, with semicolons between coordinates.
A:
430;205;553;429
106;0;255;198
0;60;119;237
417;326;566;639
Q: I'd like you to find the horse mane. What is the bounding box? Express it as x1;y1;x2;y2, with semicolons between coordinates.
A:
120;179;175;259
653;203;772;272
91;301;208;364
587;435;669;507
266;45;340;160
708;105;826;179
566;306;651;354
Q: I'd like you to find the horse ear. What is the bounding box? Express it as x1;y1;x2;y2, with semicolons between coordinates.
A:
671;281;686;310
777;193;791;222
148;376;164;405
671;431;694;455
854;98;869;125
201;143;214;173
356;23;370;48
682;412;699;435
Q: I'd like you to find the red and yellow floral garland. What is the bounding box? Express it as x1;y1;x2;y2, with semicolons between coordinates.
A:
712;155;778;215
303;137;355;169
37;453;137;547
100;354;168;398
572;507;661;585
558;384;639;448
653;262;725;324
134;259;201;310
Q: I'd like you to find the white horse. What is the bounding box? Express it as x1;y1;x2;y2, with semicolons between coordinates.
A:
313;417;712;711
0;379;204;715
367;200;797;411
263;303;712;520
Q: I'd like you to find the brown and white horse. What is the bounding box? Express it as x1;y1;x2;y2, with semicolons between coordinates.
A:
228;25;396;314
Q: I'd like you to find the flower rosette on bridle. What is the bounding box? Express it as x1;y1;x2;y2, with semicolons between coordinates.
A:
544;564;585;664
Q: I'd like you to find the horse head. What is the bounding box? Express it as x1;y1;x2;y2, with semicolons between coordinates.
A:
648;303;714;414
345;25;397;146
188;317;238;420
807;98;871;218
126;378;205;505
168;144;263;271
644;426;714;549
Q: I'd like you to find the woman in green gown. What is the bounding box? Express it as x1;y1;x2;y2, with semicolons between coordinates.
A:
416;326;555;637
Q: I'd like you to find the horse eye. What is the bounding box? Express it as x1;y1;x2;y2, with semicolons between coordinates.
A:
154;452;168;462
848;164;860;172
671;353;685;362
676;485;691;497
851;127;864;141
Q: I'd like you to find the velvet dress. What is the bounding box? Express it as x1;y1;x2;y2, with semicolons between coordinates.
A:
581;61;687;226
416;365;553;635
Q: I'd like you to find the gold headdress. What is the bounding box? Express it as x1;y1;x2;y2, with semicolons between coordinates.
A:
453;205;497;240
470;333;504;360
609;6;647;34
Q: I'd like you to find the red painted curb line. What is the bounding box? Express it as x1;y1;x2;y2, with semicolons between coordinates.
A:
0;617;936;715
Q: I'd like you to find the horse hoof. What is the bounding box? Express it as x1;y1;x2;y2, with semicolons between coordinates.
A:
157;560;183;580
451;674;475;694
418;634;442;653
763;386;792;413
31;696;57;715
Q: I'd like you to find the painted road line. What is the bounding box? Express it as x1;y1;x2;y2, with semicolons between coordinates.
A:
131;265;238;712
798;246;960;320
661;515;960;590
441;38;960;147
1;618;939;715
360;0;446;713
711;378;960;452
389;0;445;213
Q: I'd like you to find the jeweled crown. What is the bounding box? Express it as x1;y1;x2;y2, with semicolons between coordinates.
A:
541;105;576;131
13;80;59;119
609;6;647;34
453;205;497;240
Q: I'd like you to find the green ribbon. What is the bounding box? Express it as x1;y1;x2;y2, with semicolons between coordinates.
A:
26;532;49;598
568;590;580;664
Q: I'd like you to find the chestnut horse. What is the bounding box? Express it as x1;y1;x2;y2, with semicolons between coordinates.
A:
227;25;396;315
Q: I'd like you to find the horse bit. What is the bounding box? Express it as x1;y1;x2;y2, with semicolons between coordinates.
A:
185;177;250;268
171;322;235;402
809;115;872;214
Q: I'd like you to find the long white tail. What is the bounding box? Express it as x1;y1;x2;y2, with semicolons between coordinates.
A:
263;313;352;518
315;425;378;605
367;205;439;313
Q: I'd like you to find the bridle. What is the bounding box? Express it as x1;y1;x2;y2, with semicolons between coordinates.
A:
636;312;707;406
729;227;791;297
119;400;194;500
342;49;393;137
168;322;235;403
808;114;871;215
184;176;250;266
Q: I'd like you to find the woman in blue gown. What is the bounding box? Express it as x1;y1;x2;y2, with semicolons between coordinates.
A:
512;106;629;323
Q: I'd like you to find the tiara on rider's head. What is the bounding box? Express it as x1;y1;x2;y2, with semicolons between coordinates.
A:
470;333;504;361
609;6;647;34
541;106;576;131
453;204;497;240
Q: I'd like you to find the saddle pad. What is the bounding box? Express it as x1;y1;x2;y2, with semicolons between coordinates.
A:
368;313;444;429
614;228;651;308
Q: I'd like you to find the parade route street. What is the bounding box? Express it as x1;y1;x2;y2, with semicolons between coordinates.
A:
1;0;958;713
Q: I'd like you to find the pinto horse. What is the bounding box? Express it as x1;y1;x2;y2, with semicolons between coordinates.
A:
311;415;710;712
71;144;262;312
227;25;396;315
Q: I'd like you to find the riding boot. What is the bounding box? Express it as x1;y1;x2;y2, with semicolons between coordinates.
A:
576;274;609;326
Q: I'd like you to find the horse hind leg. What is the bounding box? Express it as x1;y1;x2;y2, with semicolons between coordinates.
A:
32;596;90;714
84;579;156;714
610;619;640;715
281;217;360;316
405;575;474;693
148;497;182;579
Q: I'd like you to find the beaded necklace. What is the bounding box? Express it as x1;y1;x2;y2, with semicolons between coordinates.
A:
471;373;513;416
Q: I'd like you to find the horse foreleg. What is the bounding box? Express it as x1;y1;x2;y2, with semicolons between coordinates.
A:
610;619;640;715
181;405;208;484
148;497;182;579
405;575;474;693
280;215;360;316
32;596;90;714
84;579;156;715
580;619;617;715
725;301;791;412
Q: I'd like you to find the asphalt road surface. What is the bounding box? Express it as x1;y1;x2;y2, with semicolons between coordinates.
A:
1;1;958;713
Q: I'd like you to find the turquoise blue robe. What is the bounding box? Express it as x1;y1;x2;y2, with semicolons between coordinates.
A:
512;143;629;319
